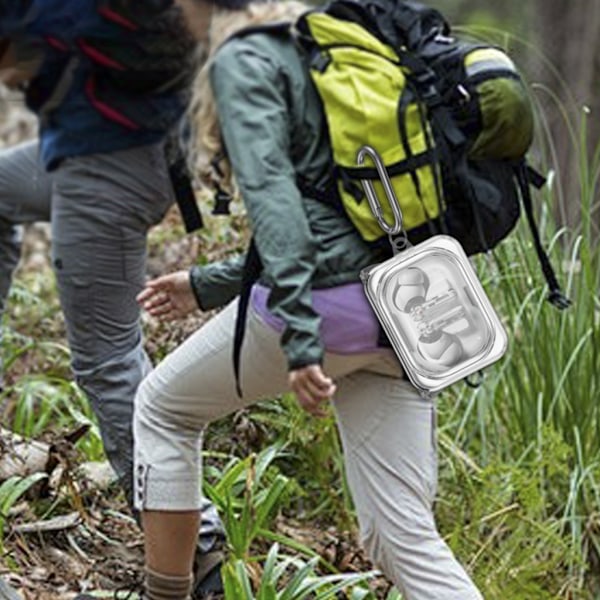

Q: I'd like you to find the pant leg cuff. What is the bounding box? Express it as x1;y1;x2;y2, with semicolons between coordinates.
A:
135;464;202;511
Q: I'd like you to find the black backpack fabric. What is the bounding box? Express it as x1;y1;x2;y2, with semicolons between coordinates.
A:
84;0;195;95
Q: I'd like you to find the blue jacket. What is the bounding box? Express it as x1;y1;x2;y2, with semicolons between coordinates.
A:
0;0;190;169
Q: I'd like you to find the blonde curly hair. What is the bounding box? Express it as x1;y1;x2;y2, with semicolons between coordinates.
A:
187;1;308;193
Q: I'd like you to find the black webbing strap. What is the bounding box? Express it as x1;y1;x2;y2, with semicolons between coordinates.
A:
414;91;447;235
515;163;571;310
339;149;437;181
401;52;465;151
165;138;204;233
396;84;425;200
168;156;204;233
401;50;467;239
233;239;263;397
296;173;340;205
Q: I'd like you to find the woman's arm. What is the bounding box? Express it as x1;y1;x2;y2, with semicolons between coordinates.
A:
137;254;246;319
189;254;245;311
210;39;324;371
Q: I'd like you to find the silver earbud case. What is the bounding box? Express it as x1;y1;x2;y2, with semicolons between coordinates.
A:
361;235;508;396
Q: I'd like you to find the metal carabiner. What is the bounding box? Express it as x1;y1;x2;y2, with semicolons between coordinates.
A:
356;145;404;236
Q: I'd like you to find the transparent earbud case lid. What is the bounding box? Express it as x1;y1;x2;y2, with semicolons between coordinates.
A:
361;235;508;396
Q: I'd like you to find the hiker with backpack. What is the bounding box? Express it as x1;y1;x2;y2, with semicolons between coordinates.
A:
0;2;228;597
131;0;488;598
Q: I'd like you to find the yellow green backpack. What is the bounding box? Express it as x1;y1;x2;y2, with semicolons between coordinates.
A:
290;0;568;308
230;0;570;396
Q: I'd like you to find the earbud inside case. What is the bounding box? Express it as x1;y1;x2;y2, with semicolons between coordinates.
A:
361;235;508;396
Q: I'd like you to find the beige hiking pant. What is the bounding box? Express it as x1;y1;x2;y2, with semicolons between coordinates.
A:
133;299;483;599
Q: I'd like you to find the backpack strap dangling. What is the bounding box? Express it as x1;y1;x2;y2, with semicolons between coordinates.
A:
514;162;571;310
165;136;204;233
233;239;263;398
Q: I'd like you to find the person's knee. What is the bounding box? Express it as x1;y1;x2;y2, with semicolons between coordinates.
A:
0;220;21;305
134;373;207;436
134;375;159;428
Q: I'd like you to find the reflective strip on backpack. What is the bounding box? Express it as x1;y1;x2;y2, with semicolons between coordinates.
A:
461;47;534;160
464;48;517;79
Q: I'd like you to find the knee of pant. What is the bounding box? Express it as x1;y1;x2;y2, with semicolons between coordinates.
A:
134;373;206;436
84;408;135;506
359;521;409;599
0;220;22;288
74;346;149;404
134;375;156;421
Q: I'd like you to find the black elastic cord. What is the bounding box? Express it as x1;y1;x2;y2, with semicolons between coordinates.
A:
210;152;233;216
414;93;446;236
164;137;203;233
212;184;233;216
465;370;484;388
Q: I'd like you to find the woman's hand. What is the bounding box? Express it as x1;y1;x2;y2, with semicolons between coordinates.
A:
137;271;199;321
288;365;337;418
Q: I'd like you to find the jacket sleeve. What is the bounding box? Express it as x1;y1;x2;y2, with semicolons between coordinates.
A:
209;40;324;370
190;254;245;311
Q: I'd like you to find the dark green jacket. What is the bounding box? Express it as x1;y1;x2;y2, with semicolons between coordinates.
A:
190;32;388;369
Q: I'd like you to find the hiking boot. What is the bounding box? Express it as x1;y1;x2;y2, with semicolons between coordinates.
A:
191;549;224;600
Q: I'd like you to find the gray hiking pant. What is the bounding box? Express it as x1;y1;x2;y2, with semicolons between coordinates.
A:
134;300;484;600
0;140;223;551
